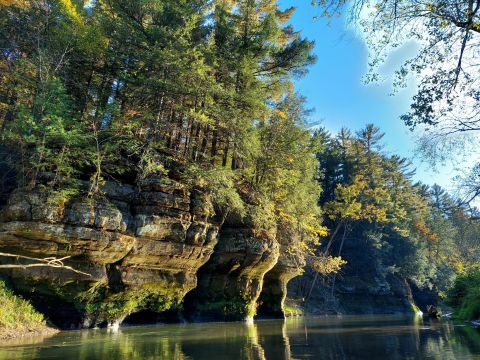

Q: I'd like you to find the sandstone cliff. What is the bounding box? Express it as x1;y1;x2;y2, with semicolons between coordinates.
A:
184;222;280;322
0;177;222;328
257;226;306;318
0;177;303;328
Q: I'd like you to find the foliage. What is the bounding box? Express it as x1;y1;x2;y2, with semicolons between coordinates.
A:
283;303;304;317
0;280;46;336
313;0;480;204
1;0;479;320
302;124;480;305
77;280;186;322
311;255;347;276
187;165;246;217
253;94;324;247
0;0;321;255
448;269;480;320
193;295;256;320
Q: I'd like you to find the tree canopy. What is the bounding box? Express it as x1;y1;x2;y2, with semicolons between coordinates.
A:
313;0;480;204
0;0;322;251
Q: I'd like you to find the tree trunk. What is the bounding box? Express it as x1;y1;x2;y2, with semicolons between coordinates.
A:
330;225;348;297
200;125;209;160
210;119;219;165
222;133;229;167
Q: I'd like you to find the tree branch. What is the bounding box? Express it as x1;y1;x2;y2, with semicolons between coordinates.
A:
0;252;91;277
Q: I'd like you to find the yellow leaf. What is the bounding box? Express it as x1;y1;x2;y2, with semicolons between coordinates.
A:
60;0;84;26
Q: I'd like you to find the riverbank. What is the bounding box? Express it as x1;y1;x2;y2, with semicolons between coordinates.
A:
448;270;480;323
0;326;57;341
0;281;58;341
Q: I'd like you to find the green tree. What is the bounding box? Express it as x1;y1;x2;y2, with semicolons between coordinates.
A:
314;0;480;204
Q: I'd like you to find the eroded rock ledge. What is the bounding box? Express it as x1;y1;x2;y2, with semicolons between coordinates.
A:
0;177;221;328
257;226;306;319
184;223;280;322
0;177;304;328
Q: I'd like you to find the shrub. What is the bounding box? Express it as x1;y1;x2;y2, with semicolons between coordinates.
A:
448;270;480;320
0;281;46;336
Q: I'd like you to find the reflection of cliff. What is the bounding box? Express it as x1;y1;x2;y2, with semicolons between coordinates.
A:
1;317;479;359
246;324;267;360
179;322;270;360
253;320;296;360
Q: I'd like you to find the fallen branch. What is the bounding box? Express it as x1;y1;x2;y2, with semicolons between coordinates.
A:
0;252;91;277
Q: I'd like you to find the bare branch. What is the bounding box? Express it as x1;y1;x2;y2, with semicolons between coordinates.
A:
0;252;92;277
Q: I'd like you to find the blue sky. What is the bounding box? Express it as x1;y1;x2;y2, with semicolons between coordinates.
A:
281;1;459;192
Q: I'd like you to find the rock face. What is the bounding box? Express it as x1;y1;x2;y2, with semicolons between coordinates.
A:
331;273;415;314
0;178;221;328
257;227;306;318
184;220;280;322
0;175;308;327
288;232;417;315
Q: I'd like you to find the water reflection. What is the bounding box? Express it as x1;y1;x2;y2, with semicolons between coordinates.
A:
0;316;479;360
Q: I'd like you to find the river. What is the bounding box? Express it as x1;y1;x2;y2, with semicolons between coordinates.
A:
1;315;479;359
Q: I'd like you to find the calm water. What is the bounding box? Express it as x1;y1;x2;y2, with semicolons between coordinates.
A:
1;316;480;360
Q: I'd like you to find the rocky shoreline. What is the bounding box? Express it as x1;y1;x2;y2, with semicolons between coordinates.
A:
0;175;433;332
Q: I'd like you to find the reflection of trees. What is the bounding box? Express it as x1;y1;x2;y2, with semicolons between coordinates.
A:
1;317;480;360
281;316;480;360
457;325;480;354
421;320;480;359
0;347;39;360
30;327;189;360
0;334;45;359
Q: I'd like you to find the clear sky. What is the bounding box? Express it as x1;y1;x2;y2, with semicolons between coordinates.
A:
280;1;460;193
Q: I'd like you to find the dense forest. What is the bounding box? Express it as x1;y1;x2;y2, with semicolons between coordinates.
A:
0;0;322;242
0;0;479;338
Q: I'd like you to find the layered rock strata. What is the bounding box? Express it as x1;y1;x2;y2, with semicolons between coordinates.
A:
0;178;220;328
257;228;306;318
184;221;280;322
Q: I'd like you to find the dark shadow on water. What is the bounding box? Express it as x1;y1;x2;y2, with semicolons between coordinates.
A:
122;309;181;325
